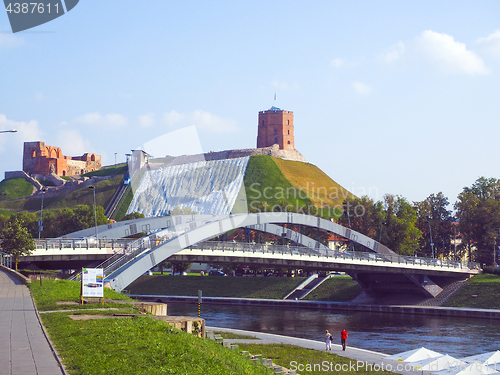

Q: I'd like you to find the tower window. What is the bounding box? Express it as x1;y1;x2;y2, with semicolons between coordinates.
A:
287;120;290;125
288;141;291;144
274;137;278;144
262;120;265;125
274;129;277;135
287;130;290;135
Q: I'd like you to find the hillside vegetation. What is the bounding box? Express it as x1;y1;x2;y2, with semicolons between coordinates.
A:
273;157;354;213
243;155;313;212
128;275;304;299
0;175;122;211
0;177;34;200
444;273;500;309
243;155;354;219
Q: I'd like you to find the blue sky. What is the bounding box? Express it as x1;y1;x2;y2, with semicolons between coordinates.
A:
1;1;500;207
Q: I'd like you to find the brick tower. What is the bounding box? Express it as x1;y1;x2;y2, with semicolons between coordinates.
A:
256;106;295;150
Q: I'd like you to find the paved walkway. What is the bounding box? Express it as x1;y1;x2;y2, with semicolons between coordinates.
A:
208;326;432;375
0;269;65;375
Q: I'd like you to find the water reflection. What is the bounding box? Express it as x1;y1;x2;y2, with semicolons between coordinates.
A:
166;302;500;357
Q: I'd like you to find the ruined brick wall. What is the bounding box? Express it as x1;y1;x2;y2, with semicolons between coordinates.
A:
22;141;101;176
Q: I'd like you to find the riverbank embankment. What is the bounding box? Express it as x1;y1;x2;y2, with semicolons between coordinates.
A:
130;294;500;320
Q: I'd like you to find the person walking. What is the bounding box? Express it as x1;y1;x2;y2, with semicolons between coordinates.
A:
325;330;332;351
341;329;348;351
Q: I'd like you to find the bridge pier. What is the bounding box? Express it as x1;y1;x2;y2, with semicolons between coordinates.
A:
349;271;469;298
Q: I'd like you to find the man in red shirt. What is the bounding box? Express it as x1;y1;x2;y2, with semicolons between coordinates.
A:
341;329;348;351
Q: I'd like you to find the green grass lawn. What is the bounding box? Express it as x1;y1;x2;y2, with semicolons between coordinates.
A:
29;279;132;311
302;276;362;301
444;273;500;309
0;177;34;200
238;343;392;375
30;279;273;375
127;275;305;299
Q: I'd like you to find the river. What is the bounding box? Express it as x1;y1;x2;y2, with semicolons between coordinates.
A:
166;302;500;357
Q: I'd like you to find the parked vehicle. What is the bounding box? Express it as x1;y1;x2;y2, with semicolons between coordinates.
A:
209;270;226;276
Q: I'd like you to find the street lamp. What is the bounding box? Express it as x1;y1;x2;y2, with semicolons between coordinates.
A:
0;129;17;133
38;187;47;239
88;185;98;241
485;227;500;265
428;220;435;259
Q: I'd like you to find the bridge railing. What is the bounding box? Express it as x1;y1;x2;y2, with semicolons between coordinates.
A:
0;251;13;269
35;238;136;251
186;241;480;271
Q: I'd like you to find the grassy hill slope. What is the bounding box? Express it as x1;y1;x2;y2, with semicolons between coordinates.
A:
243;155;354;219
0;175;122;211
0;177;34;200
273;157;354;210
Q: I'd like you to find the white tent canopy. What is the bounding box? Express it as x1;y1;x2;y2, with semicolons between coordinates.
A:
412;355;467;371
385;347;443;362
462;351;500;366
432;362;499;375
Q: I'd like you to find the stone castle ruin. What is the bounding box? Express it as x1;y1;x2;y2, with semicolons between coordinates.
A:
23;141;101;177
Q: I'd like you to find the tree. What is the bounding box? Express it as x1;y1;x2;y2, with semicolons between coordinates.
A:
414;192;454;258
455;177;500;265
380;194;422;256
122;212;145;221
0;218;35;270
339;196;385;240
338;195;421;255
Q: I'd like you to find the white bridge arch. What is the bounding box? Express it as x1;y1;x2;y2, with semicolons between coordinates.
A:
90;213;477;297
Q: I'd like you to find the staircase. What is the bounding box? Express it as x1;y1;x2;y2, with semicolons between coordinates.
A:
105;181;130;219
418;279;468;307
284;274;332;300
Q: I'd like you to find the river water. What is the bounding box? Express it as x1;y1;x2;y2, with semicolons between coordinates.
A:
166;302;500;358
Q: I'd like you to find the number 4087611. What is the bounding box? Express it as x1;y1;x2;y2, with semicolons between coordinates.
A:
5;2;60;14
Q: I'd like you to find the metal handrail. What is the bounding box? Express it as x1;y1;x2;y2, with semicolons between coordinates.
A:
0;251;13;269
186;241;480;271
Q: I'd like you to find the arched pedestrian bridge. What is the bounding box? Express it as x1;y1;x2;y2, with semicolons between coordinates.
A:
28;213;479;299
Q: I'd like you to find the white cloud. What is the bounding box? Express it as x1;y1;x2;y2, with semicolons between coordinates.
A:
331;58;346;68
54;128;92;156
378;41;405;63
163;110;237;133
0;114;42;177
74;112;128;127
0;34;24;48
415;30;489;75
476;30;500;57
352;81;372;95
138;113;155;127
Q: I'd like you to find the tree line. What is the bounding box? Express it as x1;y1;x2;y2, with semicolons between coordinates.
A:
338;177;500;265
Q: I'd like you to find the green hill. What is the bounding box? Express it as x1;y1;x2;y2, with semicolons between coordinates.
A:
244;155;353;219
0;156;353;221
0;178;34;200
0;175;123;212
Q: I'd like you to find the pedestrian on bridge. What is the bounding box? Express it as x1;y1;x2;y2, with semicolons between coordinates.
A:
340;329;348;351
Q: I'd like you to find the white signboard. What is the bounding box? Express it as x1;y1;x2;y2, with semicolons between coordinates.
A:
81;268;104;298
